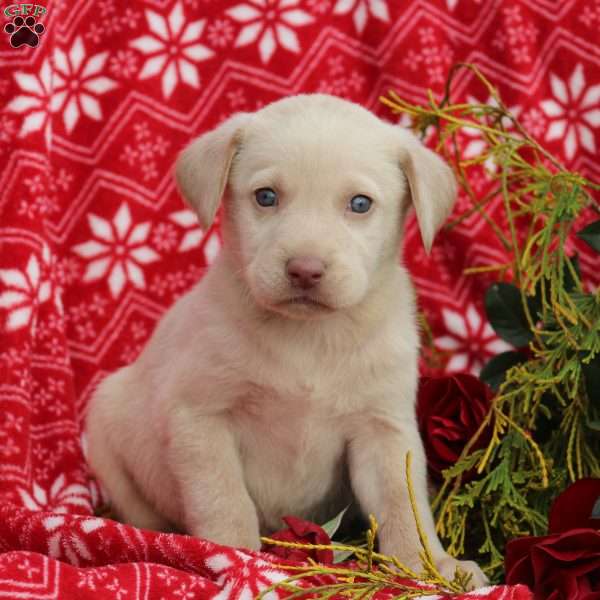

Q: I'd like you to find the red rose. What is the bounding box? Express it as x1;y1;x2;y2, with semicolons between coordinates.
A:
505;529;600;599
263;516;334;564
505;479;600;598
416;374;493;480
548;478;600;534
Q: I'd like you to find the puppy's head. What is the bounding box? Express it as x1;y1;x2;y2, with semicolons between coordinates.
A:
176;95;456;320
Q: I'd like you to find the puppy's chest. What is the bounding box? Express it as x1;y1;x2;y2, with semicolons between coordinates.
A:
231;384;348;525
232;382;344;460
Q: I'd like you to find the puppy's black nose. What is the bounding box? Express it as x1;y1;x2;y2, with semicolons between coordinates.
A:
286;257;324;290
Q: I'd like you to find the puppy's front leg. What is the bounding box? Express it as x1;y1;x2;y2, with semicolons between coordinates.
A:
348;417;487;587
168;411;261;550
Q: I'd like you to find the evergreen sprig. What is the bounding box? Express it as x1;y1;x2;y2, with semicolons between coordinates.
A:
382;63;600;582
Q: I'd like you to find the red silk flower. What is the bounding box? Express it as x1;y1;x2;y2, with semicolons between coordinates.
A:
262;516;334;564
416;374;494;480
505;479;600;598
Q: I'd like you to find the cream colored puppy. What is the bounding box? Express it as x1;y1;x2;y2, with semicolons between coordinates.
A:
86;94;486;586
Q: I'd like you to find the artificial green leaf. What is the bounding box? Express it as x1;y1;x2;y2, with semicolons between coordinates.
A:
480;351;528;392
485;283;533;347
534;394;563;444
333;548;355;563
581;352;600;405
321;505;350;538
577;219;600;253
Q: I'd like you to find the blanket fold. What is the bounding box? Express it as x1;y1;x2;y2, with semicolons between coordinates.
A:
1;0;598;597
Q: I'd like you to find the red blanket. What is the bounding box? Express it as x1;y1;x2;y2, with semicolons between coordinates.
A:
1;0;598;597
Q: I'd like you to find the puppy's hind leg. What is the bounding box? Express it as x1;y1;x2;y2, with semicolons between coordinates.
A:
88;443;172;532
86;367;173;532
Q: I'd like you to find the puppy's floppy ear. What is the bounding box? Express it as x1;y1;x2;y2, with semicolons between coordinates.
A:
175;113;250;229
394;127;457;253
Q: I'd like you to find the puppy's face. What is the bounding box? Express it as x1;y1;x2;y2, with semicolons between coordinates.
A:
226;108;405;319
176;95;456;320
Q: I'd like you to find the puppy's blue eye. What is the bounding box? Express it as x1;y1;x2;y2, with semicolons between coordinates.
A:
349;195;372;213
255;188;278;207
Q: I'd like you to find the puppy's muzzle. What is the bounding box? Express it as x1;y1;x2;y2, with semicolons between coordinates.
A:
286;256;325;290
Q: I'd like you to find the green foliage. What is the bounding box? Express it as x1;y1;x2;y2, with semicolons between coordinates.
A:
485;283;532;347
480;351;527;392
382;63;600;583
320;505;356;563
577;219;600;253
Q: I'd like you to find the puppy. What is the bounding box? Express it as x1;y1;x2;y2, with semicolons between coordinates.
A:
86;94;487;586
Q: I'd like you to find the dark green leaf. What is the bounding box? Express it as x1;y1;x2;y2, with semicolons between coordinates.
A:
321;505;350;538
588;420;600;432
480;351;528;392
333;549;355;563
534;393;562;445
485;283;533;347
577;219;600;253
581;352;600;405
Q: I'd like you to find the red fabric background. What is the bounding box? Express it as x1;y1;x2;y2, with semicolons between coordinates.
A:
1;0;598;597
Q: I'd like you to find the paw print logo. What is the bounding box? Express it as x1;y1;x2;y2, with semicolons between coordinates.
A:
4;15;45;48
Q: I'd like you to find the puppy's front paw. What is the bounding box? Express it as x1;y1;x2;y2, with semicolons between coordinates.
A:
436;555;488;590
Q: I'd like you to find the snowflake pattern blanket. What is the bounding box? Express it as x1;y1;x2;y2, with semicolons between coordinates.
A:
1;0;599;598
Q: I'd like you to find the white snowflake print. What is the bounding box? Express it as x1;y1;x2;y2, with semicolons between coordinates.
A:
206;18;235;48
316;54;365;97
77;568;109;591
0;254;51;332
15;557;41;580
227;0;314;65
333;0;389;35
205;550;289;600
436;304;512;375
51;37;118;134
2;412;24;434
226;87;247;109
18;166;73;219
106;578;128;600
520;107;547;140
169;209;203;252
120;121;170;182
491;4;538;64
157;568;179;587
402;27;453;86
0;114;17;149
541;63;600;160
43;514;105;566
73;202;160;299
130;1;214;99
0;437;20;458
203;231;222;265
85;0;140;43
108;49;139;79
5;58;53;145
308;0;332;14
152;222;179;252
18;475;93;513
580;0;600;29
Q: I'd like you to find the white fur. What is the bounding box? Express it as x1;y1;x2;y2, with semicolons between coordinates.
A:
86;94;486;587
